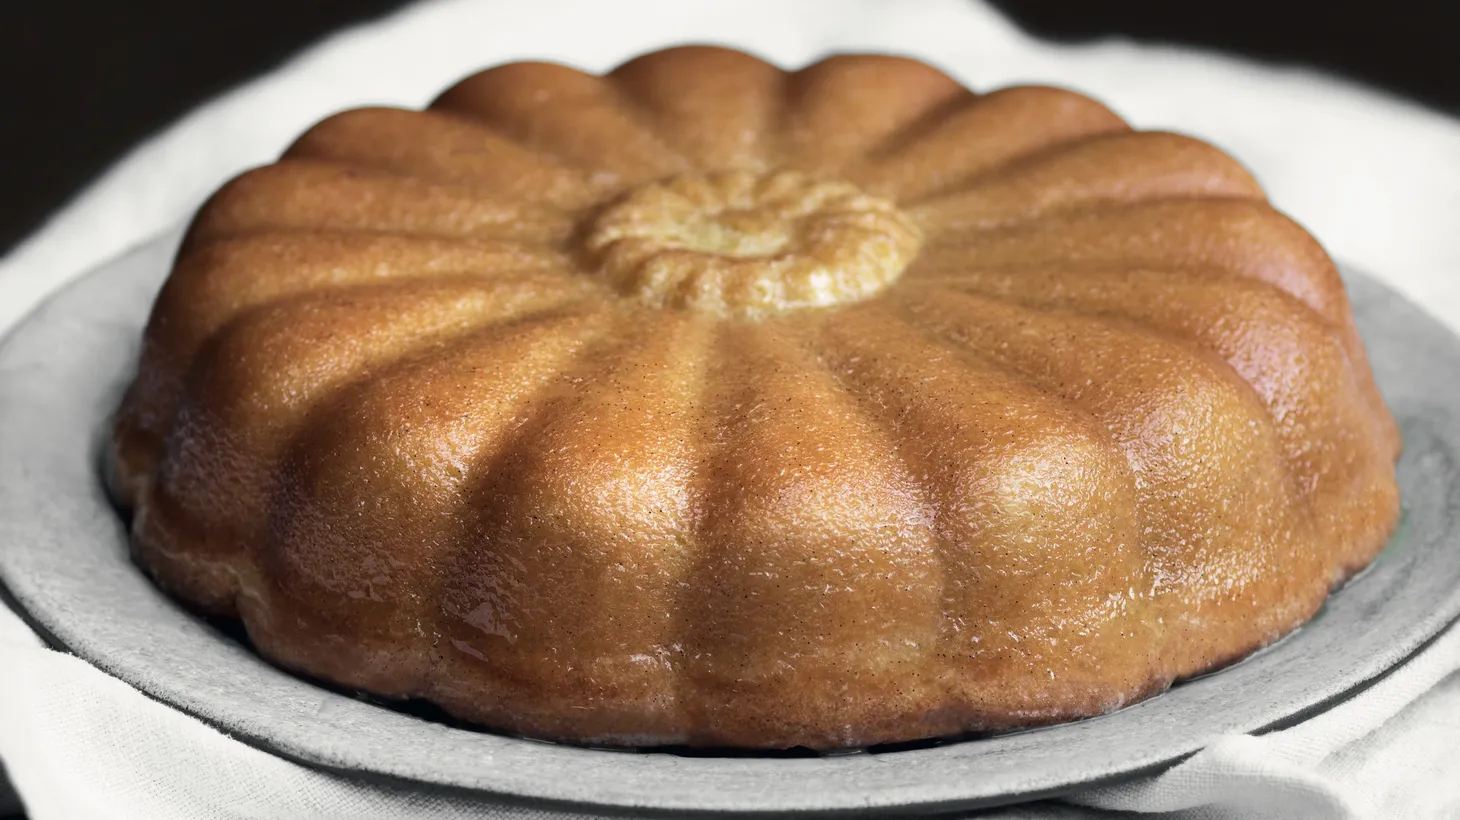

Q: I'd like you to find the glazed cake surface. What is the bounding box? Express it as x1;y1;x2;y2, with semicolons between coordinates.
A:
110;46;1402;750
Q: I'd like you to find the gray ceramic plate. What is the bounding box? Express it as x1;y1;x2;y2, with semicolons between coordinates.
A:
2;229;1458;817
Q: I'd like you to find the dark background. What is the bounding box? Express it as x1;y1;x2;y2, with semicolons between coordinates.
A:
1;1;1457;254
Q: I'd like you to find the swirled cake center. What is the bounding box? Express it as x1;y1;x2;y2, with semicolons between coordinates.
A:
585;170;921;318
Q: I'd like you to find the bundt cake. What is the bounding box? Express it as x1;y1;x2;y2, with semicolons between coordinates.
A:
108;46;1402;750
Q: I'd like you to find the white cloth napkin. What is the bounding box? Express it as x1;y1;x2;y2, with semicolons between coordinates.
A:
3;1;1460;817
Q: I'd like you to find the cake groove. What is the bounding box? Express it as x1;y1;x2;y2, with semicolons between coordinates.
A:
850;85;1129;201
287;107;610;207
431;62;694;187
779;54;971;175
190;160;578;245
608;46;787;172
908;131;1266;227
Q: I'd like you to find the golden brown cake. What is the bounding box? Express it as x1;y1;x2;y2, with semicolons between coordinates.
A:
109;46;1402;750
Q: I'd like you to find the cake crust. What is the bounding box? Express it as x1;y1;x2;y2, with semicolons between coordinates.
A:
111;46;1401;750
